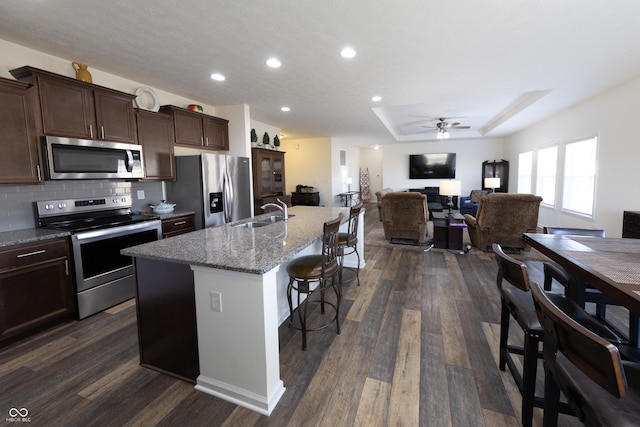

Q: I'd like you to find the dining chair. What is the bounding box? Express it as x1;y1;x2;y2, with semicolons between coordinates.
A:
338;202;363;286
542;226;614;319
530;281;640;426
492;243;620;427
286;213;343;350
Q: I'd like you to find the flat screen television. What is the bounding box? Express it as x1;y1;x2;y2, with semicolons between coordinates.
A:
409;153;456;179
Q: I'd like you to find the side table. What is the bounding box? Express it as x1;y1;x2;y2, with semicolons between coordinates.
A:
432;212;468;250
337;191;360;207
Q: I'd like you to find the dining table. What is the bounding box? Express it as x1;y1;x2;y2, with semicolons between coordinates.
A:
523;232;640;347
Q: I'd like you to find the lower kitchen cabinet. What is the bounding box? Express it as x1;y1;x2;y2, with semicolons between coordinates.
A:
161;214;196;238
0;238;75;344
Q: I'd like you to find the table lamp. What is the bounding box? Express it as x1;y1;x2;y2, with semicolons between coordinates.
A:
484;177;501;193
439;180;461;217
345;177;353;192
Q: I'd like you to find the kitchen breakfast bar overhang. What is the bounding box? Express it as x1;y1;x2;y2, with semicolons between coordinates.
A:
121;206;365;415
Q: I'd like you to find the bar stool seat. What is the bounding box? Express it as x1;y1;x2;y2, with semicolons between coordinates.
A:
286;213;343;350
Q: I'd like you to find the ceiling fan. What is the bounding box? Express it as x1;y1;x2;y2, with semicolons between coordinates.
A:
422;117;470;139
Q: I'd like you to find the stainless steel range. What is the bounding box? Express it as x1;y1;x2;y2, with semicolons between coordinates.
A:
35;196;162;319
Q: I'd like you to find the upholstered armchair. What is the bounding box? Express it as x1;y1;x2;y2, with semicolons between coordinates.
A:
463;193;543;251
459;189;489;216
380;192;429;244
375;188;394;222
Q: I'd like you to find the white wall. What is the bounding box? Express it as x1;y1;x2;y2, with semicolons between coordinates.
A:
281;137;332;206
358;147;384;201
503;75;640;237
379;138;504;196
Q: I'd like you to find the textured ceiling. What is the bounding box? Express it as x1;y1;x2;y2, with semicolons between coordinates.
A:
1;1;640;145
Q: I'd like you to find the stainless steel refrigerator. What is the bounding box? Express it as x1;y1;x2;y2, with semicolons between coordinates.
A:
166;153;252;228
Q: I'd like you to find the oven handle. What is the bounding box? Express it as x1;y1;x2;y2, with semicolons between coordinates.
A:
73;220;161;241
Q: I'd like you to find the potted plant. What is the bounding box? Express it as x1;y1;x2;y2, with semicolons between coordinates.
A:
250;128;258;147
262;132;270;148
273;135;280;150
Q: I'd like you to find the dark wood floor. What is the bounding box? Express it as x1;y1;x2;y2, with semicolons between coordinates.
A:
2;206;626;426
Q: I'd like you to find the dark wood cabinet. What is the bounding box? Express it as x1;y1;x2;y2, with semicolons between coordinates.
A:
0;77;42;184
10;66;137;144
482;160;509;193
161;214;195;238
251;148;286;214
291;192;320;206
0;238;74;344
160;105;229;150
622;211;640;239
136;109;175;180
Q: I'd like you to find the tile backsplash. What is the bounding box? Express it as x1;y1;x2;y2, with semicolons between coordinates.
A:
0;180;163;232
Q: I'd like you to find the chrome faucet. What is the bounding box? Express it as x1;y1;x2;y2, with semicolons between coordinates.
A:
260;198;288;220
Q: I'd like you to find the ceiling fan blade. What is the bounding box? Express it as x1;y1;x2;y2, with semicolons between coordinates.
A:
450;125;470;129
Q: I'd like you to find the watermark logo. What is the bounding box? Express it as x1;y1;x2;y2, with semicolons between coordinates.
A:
6;407;31;423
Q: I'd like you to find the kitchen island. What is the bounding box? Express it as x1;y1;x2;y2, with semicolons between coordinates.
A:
122;205;364;415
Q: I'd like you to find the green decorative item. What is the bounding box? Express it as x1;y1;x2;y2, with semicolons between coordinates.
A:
250;128;258;144
273;135;280;149
262;132;270;147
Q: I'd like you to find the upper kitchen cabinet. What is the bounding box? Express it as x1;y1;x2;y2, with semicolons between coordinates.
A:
159;105;229;151
0;77;42;184
136;109;175;180
10;66;137;144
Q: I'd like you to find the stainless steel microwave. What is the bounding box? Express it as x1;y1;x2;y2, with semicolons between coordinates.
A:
43;136;144;180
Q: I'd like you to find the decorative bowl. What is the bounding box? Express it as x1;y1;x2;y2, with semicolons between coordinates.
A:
150;200;176;214
187;104;203;113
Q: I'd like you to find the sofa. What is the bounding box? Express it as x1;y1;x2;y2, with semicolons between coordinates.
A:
463;193;543;251
408;187;446;219
459;190;490;216
380;191;429;244
375;188;394;221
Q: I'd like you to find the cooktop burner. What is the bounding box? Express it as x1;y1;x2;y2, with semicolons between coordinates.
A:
35;196;159;233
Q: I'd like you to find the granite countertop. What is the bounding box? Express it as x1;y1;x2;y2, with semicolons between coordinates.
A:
0;228;71;248
122;206;349;274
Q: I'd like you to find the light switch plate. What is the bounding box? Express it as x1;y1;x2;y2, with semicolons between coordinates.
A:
210;291;222;312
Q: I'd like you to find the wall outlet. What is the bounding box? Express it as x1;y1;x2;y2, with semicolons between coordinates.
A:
210;291;222;312
137;190;145;200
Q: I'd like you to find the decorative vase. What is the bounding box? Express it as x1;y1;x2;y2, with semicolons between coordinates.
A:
71;62;92;83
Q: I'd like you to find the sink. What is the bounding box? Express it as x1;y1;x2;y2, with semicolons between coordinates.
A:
232;221;271;228
231;214;294;228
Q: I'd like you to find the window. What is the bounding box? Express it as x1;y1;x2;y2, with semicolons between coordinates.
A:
563;136;597;216
517;151;533;193
536;145;557;206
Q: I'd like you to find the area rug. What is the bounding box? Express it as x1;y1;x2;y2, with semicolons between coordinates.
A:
364;219;549;261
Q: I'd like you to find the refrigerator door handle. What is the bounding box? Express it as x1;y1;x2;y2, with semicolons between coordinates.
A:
223;167;232;222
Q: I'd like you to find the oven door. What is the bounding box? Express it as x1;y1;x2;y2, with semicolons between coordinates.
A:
71;220;162;292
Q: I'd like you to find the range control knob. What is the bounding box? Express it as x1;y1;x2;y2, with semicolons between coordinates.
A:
46;204;55;210
58;203;66;209
113;198;119;203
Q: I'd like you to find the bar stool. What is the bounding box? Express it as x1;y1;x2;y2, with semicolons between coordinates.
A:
530;281;640;427
492;243;620;427
338;202;363;286
286;213;343;350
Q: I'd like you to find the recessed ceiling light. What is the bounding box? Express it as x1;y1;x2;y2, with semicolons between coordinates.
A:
340;47;356;58
210;73;225;81
266;58;281;68
371;95;382;102
281;106;291;112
